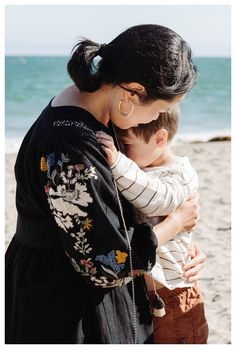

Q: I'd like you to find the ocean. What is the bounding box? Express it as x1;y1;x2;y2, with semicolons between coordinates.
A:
5;56;231;153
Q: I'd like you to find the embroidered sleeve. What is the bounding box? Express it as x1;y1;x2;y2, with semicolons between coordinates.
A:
40;138;157;288
111;152;198;216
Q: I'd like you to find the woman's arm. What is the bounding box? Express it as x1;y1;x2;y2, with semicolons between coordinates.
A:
40;131;157;288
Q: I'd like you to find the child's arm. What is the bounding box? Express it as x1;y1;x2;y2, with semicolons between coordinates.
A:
96;131;198;216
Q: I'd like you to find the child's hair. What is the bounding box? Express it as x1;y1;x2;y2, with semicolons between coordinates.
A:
118;105;180;144
67;24;197;102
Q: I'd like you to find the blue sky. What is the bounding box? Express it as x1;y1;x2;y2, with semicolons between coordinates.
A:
5;5;231;57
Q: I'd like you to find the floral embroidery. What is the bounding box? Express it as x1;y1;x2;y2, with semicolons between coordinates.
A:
69;256;132;288
42;152;133;288
82;217;93;231
116;250;128;264
71;227;92;255
90;275;133;288
53;120;95;135
40;157;47;172
43;153;96;264
43;153;97;233
80;258;97;275
95;250;127;276
146;260;154;273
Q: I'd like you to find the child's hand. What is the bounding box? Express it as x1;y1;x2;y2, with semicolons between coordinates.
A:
96;131;119;166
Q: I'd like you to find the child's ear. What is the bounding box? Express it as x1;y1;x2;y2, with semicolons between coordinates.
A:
155;129;168;147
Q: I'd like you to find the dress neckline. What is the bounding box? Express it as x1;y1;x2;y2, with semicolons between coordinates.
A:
49;97;93;114
48;97;110;132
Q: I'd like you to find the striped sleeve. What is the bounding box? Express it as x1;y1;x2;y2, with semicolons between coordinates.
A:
111;152;198;216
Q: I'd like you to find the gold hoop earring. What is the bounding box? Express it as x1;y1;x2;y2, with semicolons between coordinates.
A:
118;99;134;117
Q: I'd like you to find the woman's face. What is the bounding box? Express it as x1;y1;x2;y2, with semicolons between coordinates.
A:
110;91;185;129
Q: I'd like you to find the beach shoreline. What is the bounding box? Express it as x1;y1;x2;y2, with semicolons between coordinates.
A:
5;140;231;344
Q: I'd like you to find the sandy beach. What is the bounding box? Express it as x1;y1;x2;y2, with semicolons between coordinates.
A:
5;140;231;344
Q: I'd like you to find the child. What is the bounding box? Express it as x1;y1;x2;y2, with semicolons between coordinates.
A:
96;106;208;344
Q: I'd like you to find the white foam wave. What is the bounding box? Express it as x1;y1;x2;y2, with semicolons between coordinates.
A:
5;137;23;154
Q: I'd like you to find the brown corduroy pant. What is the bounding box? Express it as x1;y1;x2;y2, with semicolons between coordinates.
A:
148;282;209;344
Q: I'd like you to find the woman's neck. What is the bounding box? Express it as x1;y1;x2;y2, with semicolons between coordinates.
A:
53;84;111;126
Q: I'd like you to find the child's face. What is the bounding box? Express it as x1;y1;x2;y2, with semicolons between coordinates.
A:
118;129;165;168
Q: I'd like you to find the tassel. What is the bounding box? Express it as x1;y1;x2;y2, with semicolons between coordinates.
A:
152;293;166;317
148;271;166;317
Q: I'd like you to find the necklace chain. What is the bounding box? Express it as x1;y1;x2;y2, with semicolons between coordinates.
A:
110;122;138;344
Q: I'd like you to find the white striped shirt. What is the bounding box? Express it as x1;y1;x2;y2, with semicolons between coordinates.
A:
111;152;199;289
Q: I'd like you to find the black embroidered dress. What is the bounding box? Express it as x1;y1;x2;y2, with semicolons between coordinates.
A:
5;100;158;344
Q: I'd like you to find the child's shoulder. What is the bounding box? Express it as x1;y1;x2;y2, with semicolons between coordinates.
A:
147;155;194;173
174;155;192;167
173;155;197;176
147;155;198;183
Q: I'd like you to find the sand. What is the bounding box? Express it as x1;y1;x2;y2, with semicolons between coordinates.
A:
5;141;231;344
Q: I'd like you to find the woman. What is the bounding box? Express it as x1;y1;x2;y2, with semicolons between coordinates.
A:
5;24;204;344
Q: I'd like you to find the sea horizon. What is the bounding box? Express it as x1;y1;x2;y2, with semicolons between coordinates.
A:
5;56;231;154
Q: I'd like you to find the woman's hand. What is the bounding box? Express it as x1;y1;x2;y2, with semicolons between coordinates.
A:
153;192;200;246
183;242;206;282
170;191;200;233
96;131;119;166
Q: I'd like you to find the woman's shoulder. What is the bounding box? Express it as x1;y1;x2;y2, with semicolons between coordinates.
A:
49;87;107;133
50;85;80;108
18;102;102;161
37;91;105;138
